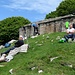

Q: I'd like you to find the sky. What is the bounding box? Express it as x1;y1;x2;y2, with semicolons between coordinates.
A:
0;0;62;22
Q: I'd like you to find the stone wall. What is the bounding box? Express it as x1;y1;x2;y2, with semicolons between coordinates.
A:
19;14;75;37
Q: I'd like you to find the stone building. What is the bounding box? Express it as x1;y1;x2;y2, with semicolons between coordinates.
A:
19;14;75;37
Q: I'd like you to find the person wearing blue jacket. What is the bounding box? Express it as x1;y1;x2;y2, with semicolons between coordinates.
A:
32;23;40;36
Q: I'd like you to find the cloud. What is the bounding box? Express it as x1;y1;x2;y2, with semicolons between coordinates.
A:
2;0;62;14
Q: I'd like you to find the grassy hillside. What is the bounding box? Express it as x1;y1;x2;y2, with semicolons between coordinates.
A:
0;32;75;75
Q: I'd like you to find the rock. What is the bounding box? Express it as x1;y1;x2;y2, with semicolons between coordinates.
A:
37;44;42;46
46;36;49;39
31;35;38;38
42;35;45;37
61;62;73;68
50;57;59;62
56;36;60;40
51;40;53;42
9;69;13;74
0;65;5;67
38;70;43;73
31;67;36;70
24;37;27;40
0;45;5;50
67;64;72;68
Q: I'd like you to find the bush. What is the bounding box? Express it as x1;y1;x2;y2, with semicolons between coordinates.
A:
0;16;31;45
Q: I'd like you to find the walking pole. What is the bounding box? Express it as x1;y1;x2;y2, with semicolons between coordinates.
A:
24;33;30;48
24;33;28;44
23;26;30;48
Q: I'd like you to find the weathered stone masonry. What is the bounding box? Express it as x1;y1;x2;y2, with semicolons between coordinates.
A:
19;15;75;37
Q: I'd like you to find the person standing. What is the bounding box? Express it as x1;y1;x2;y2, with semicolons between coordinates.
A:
31;23;40;36
65;21;69;29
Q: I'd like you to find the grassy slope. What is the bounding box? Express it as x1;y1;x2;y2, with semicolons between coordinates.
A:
0;32;75;75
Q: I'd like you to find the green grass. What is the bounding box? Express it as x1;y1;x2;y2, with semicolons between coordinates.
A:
0;32;75;75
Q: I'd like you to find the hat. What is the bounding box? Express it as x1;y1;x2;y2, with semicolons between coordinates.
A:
19;35;24;39
32;23;36;27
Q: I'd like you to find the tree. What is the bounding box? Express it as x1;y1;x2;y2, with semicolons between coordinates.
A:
45;11;57;19
45;0;75;19
56;0;75;16
0;16;31;45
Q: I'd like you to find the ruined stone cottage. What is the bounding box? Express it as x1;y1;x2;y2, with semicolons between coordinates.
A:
19;14;75;37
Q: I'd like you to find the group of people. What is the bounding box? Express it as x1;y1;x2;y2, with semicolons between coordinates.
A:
64;22;75;42
64;23;75;42
0;23;40;62
32;21;75;42
0;21;75;62
0;35;24;62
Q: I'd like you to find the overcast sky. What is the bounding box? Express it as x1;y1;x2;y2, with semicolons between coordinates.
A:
0;0;62;22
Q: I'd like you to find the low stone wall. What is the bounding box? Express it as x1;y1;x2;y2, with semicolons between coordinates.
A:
19;14;75;37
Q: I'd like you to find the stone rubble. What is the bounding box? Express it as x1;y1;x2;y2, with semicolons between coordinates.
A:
38;70;43;73
50;57;59;62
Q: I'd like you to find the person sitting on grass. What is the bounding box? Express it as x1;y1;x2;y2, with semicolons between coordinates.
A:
64;24;75;42
0;35;24;62
1;35;24;55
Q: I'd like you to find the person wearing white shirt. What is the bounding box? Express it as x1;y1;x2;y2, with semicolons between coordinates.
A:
64;24;75;42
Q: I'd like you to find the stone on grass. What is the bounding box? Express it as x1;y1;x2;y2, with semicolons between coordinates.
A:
38;70;43;73
51;40;53;42
46;36;49;39
37;44;42;46
56;36;60;40
50;57;59;62
0;45;4;50
9;69;13;74
61;62;73;68
67;64;72;68
24;36;27;40
31;35;38;38
31;67;36;70
42;35;45;37
0;65;5;67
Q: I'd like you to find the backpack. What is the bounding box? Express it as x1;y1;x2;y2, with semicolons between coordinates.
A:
59;38;66;43
32;23;37;27
73;23;75;29
5;43;11;48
